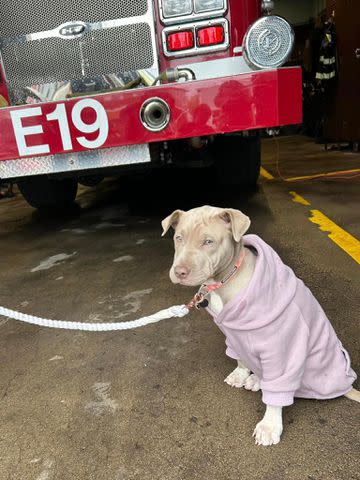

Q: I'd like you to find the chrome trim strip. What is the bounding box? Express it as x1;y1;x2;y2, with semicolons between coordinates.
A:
162;18;229;58
147;0;160;74
159;0;228;25
0;144;151;179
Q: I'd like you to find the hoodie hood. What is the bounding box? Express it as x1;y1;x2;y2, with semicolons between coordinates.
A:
208;234;298;331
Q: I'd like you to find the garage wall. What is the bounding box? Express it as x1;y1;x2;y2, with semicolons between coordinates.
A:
313;0;327;15
274;0;326;25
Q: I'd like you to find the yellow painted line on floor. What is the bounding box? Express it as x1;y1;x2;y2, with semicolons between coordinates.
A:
260;167;274;180
289;191;311;206
309;210;360;264
285;168;360;182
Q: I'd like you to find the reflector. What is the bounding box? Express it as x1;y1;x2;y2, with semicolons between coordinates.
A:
197;25;224;46
167;30;194;51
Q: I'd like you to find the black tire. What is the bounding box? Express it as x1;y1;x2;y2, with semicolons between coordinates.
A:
17;176;78;210
214;134;261;187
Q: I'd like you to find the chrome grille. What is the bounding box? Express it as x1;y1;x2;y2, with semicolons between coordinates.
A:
2;24;154;87
83;24;153;78
2;38;82;87
0;0;148;37
0;0;158;101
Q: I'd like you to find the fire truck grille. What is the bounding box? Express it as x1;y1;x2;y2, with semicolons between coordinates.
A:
0;0;148;38
0;0;158;98
1;23;154;88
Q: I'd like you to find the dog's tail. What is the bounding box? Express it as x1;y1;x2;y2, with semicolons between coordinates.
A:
344;388;360;403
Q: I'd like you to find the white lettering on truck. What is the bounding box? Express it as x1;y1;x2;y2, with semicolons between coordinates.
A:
10;99;109;157
10;107;50;156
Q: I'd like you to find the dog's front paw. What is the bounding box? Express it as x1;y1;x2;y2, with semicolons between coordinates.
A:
224;367;250;388
244;374;261;392
253;419;283;446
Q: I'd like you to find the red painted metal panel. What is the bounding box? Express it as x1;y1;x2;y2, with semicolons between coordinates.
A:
0;67;302;162
277;66;303;126
227;0;261;53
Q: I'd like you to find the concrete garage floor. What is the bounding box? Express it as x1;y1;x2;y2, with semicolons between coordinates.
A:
0;135;359;480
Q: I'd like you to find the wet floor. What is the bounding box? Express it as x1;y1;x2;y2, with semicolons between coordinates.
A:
0;136;359;480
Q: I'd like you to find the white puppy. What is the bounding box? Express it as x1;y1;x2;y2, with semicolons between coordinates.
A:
162;205;359;446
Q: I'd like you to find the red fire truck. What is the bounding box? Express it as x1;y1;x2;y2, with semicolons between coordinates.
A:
0;0;302;209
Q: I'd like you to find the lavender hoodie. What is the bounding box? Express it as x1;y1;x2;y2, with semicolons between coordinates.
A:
208;235;357;407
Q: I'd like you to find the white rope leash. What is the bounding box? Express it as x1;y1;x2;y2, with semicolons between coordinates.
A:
0;305;190;332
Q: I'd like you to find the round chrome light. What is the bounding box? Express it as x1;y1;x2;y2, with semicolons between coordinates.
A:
243;16;294;70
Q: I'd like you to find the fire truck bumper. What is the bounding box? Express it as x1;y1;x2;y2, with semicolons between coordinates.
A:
0;67;302;178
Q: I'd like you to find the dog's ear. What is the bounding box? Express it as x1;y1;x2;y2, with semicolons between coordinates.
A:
161;210;184;237
219;208;251;242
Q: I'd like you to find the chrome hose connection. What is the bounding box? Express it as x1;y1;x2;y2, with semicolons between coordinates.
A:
140;97;171;132
177;68;196;81
151;67;196;85
141;68;195;132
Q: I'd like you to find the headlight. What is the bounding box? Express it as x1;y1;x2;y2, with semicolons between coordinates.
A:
194;0;224;13
243;16;294;70
160;0;226;21
162;0;192;18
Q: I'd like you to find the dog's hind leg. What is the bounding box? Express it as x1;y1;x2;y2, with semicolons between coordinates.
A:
224;361;251;388
345;388;360;403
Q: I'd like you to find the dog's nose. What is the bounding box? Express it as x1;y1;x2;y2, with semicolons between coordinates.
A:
174;265;190;279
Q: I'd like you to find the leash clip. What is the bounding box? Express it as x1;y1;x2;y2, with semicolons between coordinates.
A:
186;251;246;311
186;285;209;310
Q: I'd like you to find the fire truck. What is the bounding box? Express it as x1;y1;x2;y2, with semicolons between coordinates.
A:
0;0;302;209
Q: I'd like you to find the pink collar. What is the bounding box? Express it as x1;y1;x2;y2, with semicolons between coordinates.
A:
187;249;246;309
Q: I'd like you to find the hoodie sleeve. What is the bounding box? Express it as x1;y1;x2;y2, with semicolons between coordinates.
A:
254;310;310;407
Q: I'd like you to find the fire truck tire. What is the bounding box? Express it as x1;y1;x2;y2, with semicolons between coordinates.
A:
214;134;261;187
17;176;78;210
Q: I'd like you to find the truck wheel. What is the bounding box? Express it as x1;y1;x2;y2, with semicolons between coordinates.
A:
214;134;261;187
17;176;78;210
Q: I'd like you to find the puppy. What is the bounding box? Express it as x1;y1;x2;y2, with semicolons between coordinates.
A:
162;205;359;446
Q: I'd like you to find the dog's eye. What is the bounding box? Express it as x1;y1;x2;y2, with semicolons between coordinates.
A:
203;239;214;246
175;235;183;242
